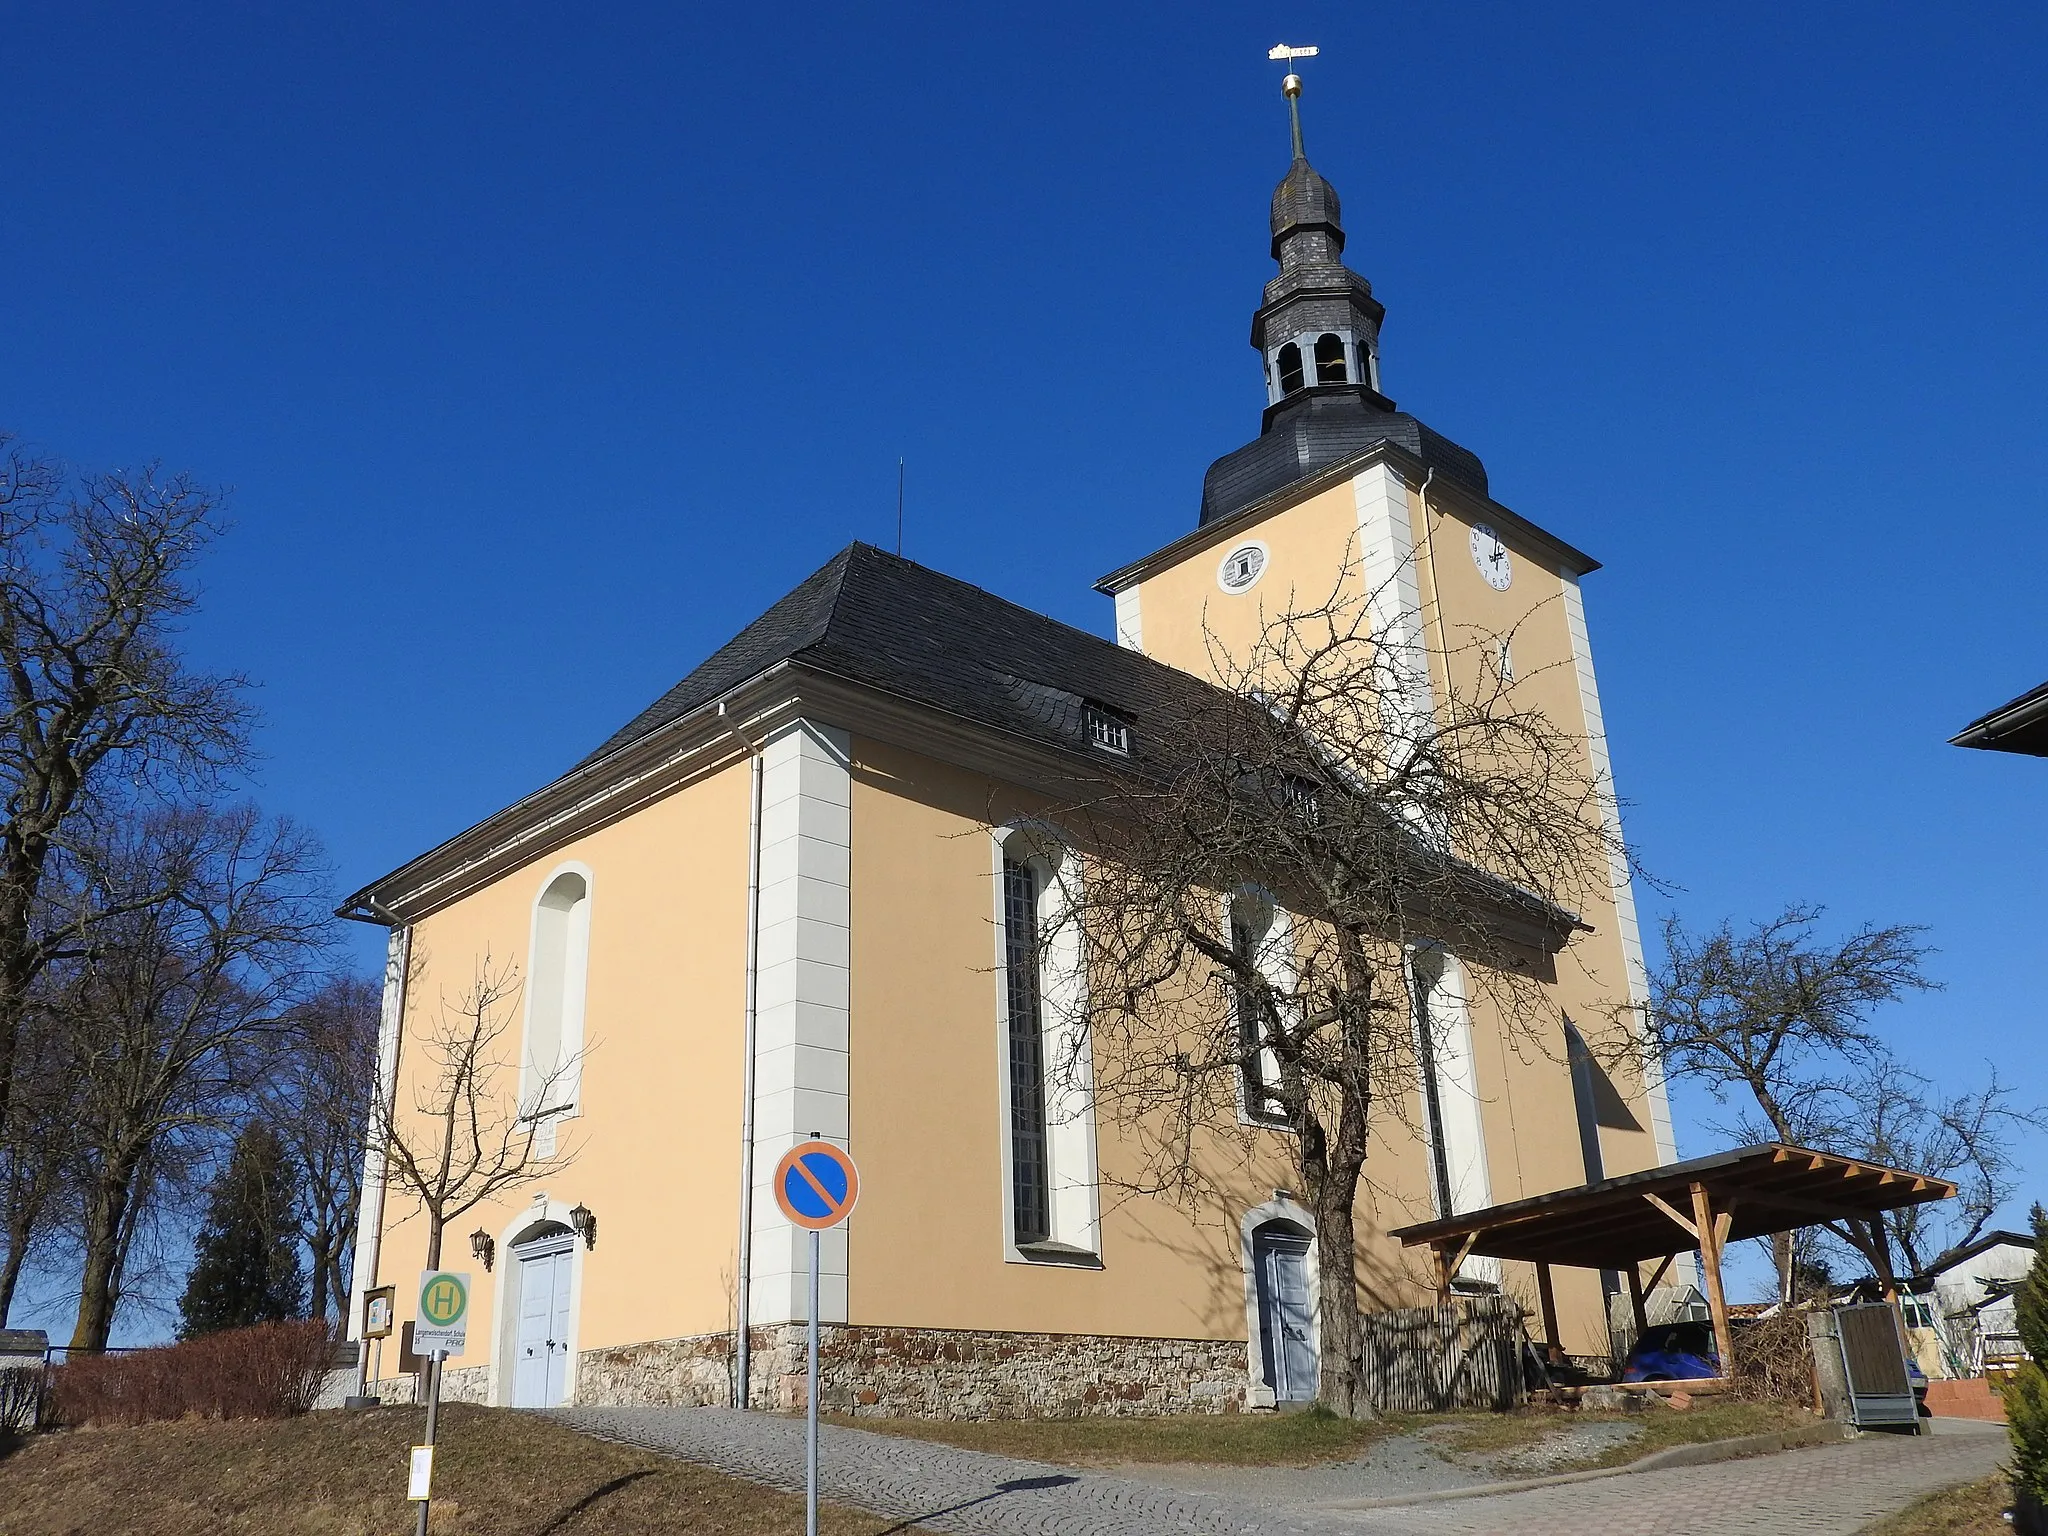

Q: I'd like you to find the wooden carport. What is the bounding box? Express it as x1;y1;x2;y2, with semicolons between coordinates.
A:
1388;1143;1956;1380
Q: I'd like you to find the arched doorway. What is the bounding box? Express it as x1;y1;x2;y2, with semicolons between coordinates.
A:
1251;1220;1318;1403
507;1221;576;1408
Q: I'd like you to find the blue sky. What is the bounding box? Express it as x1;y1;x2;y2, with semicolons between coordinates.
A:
4;3;2043;1324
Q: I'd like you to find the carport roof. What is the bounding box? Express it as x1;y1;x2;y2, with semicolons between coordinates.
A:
1389;1143;1956;1271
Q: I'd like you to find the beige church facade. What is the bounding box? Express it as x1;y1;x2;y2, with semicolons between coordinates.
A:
344;97;1679;1417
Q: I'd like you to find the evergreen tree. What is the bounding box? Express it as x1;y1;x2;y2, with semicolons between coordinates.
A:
2007;1202;2048;1511
177;1123;305;1338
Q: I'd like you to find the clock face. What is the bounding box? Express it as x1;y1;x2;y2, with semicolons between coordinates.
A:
1469;523;1512;591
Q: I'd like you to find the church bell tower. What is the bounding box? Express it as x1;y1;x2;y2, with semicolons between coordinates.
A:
1254;70;1385;410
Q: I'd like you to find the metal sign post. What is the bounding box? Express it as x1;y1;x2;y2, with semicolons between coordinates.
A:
772;1139;860;1536
410;1270;471;1536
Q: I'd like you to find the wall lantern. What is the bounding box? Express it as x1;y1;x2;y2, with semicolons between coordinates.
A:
570;1203;597;1251
470;1229;495;1272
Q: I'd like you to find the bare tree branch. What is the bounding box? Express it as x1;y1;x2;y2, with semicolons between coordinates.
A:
374;951;581;1271
1029;549;1632;1415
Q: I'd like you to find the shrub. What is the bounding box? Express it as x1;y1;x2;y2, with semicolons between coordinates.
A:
2012;1205;2048;1512
0;1363;48;1432
1728;1308;1818;1407
52;1319;332;1427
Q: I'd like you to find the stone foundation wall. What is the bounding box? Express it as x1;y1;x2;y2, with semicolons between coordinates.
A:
358;1325;1253;1419
362;1363;489;1406
577;1331;735;1408
569;1324;1251;1419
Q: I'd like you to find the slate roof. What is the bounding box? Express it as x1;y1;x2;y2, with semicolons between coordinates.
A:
573;542;1229;773
1200;387;1489;527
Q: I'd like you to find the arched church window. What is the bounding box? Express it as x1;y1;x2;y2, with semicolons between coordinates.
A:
1230;894;1289;1123
1314;333;1348;384
1276;343;1305;395
524;869;591;1119
997;830;1098;1259
1001;850;1052;1244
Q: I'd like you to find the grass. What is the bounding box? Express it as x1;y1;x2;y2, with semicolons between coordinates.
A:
0;1404;906;1536
832;1398;1812;1474
824;1406;1420;1467
1430;1399;1811;1471
1854;1474;2013;1536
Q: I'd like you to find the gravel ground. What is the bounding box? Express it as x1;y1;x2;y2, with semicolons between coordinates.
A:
1479;1418;1647;1475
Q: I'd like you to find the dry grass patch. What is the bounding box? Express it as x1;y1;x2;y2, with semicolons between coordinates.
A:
1431;1399;1810;1471
826;1408;1418;1467
1855;1474;2012;1536
0;1403;906;1536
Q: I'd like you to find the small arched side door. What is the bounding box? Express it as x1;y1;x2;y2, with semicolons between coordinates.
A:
1252;1220;1318;1402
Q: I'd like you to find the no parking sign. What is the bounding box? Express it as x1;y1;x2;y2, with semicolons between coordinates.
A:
771;1138;859;1536
773;1139;859;1230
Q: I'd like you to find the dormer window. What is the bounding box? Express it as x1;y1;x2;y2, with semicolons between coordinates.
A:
1314;333;1348;384
1084;704;1131;755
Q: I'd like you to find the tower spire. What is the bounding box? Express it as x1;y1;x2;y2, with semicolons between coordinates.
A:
1196;48;1490;528
1268;42;1318;161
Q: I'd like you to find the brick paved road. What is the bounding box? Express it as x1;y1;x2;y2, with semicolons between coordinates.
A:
1361;1423;2008;1536
552;1406;2009;1536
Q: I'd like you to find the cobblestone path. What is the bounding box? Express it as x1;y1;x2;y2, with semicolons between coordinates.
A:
552;1406;2009;1536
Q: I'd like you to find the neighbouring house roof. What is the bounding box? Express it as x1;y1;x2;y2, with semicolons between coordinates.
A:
1951;679;2048;756
1915;1229;2037;1280
1389;1143;1958;1270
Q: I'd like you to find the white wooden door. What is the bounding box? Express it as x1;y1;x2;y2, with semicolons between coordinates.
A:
512;1238;574;1408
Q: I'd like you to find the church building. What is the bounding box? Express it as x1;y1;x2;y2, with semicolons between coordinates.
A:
344;74;1678;1417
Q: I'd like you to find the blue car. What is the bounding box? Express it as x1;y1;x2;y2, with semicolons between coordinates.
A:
1622;1321;1720;1382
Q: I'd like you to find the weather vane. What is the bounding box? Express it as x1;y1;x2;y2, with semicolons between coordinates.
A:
1267;42;1319;160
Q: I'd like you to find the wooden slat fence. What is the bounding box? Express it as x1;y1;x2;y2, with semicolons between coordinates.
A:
1361;1295;1527;1413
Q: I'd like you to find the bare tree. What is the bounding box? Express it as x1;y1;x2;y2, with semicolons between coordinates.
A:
1832;1055;2041;1282
0;435;254;1323
1650;904;2039;1294
375;953;577;1271
1042;562;1628;1415
266;973;379;1323
0;436;252;1172
0;987;76;1321
57;804;330;1349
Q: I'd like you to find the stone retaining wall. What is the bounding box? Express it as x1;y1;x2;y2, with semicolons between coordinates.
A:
570;1324;1251;1419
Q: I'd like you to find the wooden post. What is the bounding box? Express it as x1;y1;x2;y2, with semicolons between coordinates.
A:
1869;1221;1901;1303
1535;1261;1562;1356
1434;1244;1454;1304
1626;1265;1649;1334
1690;1182;1735;1379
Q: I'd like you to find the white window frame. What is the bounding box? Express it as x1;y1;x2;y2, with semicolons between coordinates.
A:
1226;889;1293;1129
1216;539;1271;595
1408;945;1498;1286
990;823;1102;1266
521;860;594;1138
